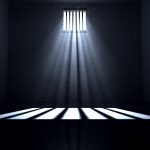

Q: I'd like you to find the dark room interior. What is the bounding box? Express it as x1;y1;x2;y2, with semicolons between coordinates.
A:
0;0;150;149
0;0;149;108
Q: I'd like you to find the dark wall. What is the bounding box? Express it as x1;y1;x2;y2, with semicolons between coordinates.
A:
7;2;142;107
0;0;8;103
142;0;150;103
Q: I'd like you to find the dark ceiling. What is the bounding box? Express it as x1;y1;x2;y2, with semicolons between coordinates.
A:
10;0;141;3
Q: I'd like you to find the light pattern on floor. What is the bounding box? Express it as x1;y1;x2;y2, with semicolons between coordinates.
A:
0;108;150;120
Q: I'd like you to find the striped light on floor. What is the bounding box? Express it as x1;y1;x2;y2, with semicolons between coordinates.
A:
81;108;107;119
0;108;39;119
108;108;150;120
35;108;65;120
94;108;134;120
8;108;52;120
0;108;149;120
62;108;81;120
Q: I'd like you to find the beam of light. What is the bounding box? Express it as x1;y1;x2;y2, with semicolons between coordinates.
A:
76;11;80;31
94;108;134;120
62;108;81;120
8;108;52;120
79;11;83;31
81;108;107;119
81;24;110;102
63;11;66;31
67;11;70;31
83;11;86;31
54;33;71;104
108;108;150;120
69;26;78;102
69;11;73;31
35;108;65;119
77;33;91;104
0;108;39;119
73;11;76;32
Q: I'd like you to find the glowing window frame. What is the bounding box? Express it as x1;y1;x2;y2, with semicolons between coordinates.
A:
63;10;87;32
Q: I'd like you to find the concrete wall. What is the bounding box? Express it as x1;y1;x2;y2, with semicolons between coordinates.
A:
141;0;150;104
7;2;142;107
0;0;8;103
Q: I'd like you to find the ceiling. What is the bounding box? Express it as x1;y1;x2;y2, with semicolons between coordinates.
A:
10;0;141;3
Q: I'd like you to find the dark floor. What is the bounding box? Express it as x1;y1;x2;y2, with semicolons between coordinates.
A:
0;121;150;150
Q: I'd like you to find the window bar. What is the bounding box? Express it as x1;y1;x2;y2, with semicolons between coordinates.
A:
83;11;86;31
63;11;67;31
80;11;83;31
70;11;73;31
77;11;80;31
73;11;76;32
66;11;70;31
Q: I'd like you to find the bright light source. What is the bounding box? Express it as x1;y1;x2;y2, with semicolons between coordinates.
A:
73;11;76;32
83;11;86;31
77;11;80;31
67;11;70;31
79;11;83;31
70;11;73;31
63;10;87;32
63;11;66;31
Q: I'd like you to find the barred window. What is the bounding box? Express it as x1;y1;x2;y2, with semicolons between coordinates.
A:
63;10;86;32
